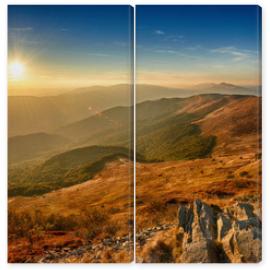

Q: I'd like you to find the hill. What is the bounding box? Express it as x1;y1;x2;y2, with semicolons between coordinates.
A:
58;94;259;161
8;93;261;196
8;84;132;136
8;145;133;196
190;82;260;96
8;132;71;164
9;83;259;137
58;94;213;143
58;106;132;145
195;96;261;155
8;93;261;263
8;159;134;263
136;94;228;161
8;151;261;262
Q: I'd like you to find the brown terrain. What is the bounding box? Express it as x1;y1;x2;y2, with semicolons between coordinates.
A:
8;94;261;263
8;159;134;263
136;95;261;262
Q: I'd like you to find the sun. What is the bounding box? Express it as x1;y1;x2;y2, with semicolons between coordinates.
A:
9;60;25;80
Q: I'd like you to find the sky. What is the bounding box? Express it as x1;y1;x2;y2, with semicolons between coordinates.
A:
8;5;133;95
8;5;262;95
136;5;262;87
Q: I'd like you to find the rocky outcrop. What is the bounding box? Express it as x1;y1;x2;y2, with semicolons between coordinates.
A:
218;202;262;263
138;199;261;263
177;200;261;263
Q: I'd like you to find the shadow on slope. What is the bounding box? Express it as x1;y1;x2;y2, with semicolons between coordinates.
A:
9;145;138;196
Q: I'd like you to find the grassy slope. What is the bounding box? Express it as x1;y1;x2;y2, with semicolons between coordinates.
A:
59;94;236;161
8;132;71;164
8;145;133;196
8;84;132;136
8;93;261;262
136;154;261;231
8;159;134;263
136;94;234;161
9;94;258;197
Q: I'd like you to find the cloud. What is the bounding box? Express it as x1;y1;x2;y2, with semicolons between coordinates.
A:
154;49;177;54
10;27;33;32
153;48;202;60
60;28;69;32
211;46;254;62
154;30;165;35
164;34;184;42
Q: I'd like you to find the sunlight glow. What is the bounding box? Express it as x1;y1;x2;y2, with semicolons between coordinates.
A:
9;60;25;80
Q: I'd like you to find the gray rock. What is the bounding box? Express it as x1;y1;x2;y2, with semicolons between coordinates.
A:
217;213;232;241
176;199;261;263
178;203;194;234
193;199;216;240
180;238;218;263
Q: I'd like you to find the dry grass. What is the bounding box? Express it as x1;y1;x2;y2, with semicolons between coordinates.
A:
8;159;133;263
136;152;261;231
138;227;179;263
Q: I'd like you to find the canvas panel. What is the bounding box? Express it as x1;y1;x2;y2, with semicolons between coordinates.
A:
8;5;134;263
135;5;262;263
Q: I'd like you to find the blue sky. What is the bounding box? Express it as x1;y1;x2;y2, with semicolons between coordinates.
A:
136;5;261;87
8;5;261;92
8;5;133;92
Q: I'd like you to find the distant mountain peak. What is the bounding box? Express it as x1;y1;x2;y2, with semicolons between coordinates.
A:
192;82;247;90
218;82;244;89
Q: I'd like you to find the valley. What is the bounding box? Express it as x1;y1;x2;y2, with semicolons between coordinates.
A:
8;86;261;263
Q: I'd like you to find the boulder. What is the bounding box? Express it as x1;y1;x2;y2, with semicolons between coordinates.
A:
177;200;261;263
140;199;261;263
180;238;218;263
179;200;220;262
219;202;262;263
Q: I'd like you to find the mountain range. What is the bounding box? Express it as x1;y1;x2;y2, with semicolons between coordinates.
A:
8;92;261;196
9;83;260;136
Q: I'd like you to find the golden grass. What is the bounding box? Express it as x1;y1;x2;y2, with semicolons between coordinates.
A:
136;153;261;231
8;159;133;262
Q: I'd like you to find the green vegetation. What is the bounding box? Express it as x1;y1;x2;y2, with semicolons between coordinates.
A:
9;94;248;197
137;123;216;161
134;95;230;161
55;94;235;162
9;145;133;196
58;94;225;145
135;96;222;161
